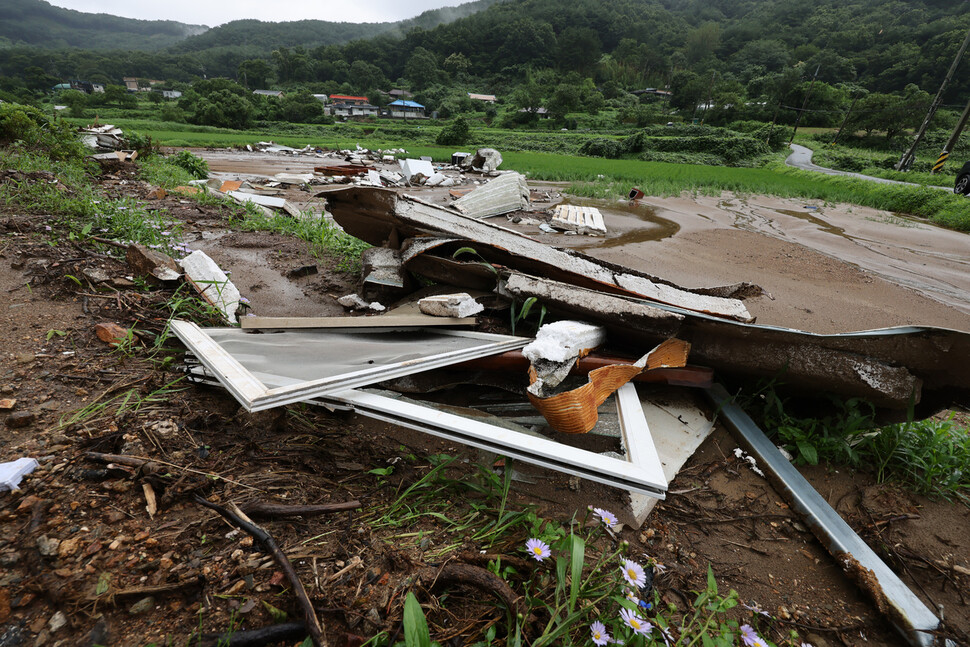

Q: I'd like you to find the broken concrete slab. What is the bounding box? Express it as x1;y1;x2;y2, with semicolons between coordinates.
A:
523;320;607;390
337;294;386;312
551;204;607;236
452;172;530;219
325;188;752;322
226;191;286;210
240;314;477;329
418;293;484;318
179;250;242;324
126;243;181;284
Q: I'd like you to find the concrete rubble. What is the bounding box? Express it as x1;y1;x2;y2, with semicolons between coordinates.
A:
418;293;485;318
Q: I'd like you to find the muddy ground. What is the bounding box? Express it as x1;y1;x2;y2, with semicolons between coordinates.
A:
0;150;968;647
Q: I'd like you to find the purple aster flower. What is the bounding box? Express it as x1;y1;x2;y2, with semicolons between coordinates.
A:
525;538;550;562
619;608;651;636
590;620;610;646
592;507;620;529
620;559;647;589
740;624;768;647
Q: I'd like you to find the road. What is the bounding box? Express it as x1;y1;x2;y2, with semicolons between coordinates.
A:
785;143;952;190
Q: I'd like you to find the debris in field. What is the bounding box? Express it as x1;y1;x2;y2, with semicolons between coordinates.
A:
0;457;39;491
460;148;503;173
179;250;242;324
326;188;752;322
733;447;765;477
175;322;527;411
452;172;530;219
314;164;375;176
399;158;435;183
528;338;690;434
523;320;606;389
361;247;408;300
78;123;123;151
273;172;315;185
503;272;969;407
126;243;181;283
241;313;477;329
226;190;286;210
629;188;645;200
418;293;484;318
95;322;130;345
337;294;386;312
551;204;607;236
538;223;557;233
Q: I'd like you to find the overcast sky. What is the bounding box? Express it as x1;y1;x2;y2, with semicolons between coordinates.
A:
46;0;470;27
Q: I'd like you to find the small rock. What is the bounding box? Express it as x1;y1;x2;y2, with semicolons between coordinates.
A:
81;268;110;284
85;618;109;646
36;537;60;557
5;412;36;429
0;551;22;567
364;608;382;627
57;539;79;559
46;612;66;634
32;628;49;647
127;597;154;615
0;399;15;410
94;323;129;347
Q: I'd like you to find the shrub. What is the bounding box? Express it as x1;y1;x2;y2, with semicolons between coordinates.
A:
579;137;623;158
167;150;209;180
435;116;470;145
0;102;87;161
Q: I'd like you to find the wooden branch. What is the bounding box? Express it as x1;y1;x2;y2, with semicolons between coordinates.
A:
417;563;525;618
193;495;326;647
238;500;361;519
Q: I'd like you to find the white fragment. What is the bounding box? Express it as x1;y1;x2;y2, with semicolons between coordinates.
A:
523;321;606;364
418;293;484;318
0;457;39;491
179;250;242;324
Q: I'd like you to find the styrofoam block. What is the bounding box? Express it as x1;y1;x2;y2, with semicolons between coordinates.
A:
523;320;606;364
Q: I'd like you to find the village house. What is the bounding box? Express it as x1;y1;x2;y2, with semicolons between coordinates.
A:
467;93;497;103
253;89;285;98
386;99;425;119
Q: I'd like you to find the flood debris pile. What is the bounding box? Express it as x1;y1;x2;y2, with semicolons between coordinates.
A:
165;179;969;647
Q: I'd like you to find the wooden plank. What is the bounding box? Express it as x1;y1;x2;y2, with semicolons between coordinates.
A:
241;314;476;330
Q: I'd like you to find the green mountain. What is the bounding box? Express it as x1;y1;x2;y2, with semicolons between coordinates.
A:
169;0;500;53
0;0;207;50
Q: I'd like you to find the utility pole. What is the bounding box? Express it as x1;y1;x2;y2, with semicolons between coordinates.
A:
699;71;716;125
931;94;970;173
897;25;970;171
789;64;821;145
831;93;862;146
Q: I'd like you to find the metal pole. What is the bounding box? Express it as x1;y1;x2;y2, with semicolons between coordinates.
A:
897;24;970;171
699;71;716;125
788;64;821;145
931;94;970;173
831;94;861;146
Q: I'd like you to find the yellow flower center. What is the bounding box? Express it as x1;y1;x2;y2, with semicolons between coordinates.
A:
630;618;641;630
532;547;543;555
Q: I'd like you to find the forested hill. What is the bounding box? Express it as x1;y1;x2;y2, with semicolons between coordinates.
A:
169;0;500;53
0;0;207;50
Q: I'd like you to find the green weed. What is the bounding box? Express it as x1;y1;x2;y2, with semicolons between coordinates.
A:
742;382;970;503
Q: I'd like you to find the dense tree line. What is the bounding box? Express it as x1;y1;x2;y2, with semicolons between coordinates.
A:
2;0;969;133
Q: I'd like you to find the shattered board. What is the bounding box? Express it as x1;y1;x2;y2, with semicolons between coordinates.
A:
171;321;528;412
